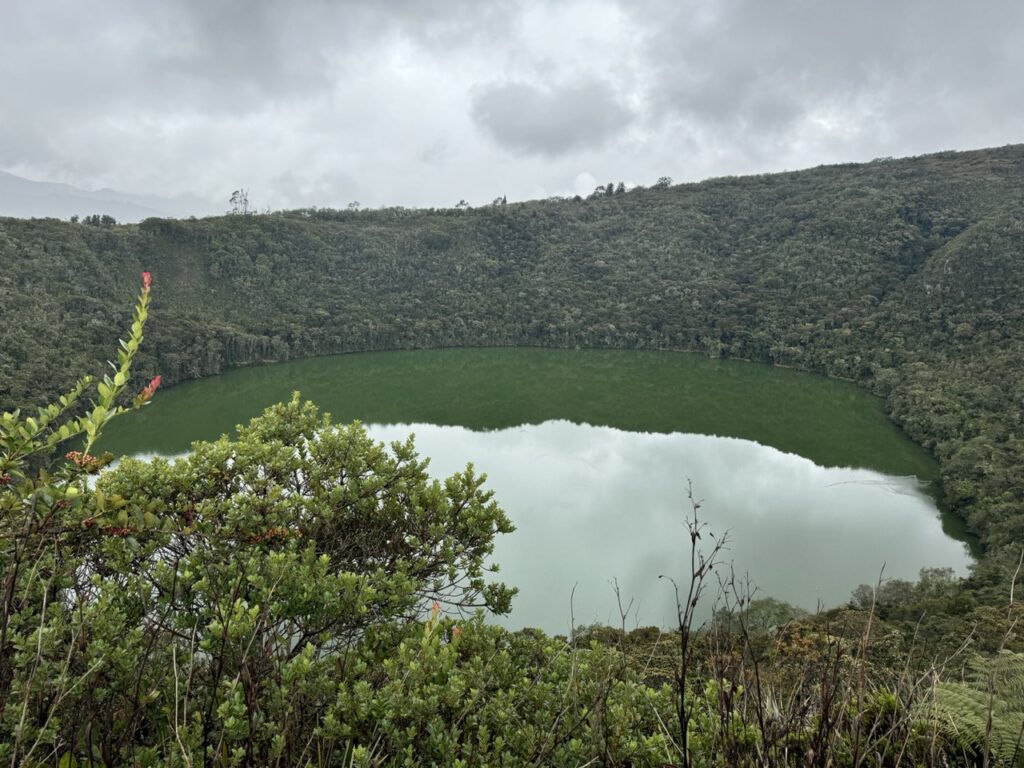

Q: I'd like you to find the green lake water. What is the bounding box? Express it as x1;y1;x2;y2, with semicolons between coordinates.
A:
99;348;974;632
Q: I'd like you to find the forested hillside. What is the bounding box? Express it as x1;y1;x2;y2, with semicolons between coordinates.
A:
2;145;1022;556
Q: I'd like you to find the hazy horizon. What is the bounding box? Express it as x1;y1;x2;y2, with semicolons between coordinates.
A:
3;0;1022;215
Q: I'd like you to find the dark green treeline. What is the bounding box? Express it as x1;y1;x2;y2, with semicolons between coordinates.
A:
1;145;1022;556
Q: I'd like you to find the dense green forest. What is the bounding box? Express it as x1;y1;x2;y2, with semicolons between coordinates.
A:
3;145;1024;764
2;145;1022;555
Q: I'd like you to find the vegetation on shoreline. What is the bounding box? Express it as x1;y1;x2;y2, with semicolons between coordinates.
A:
1;273;1023;764
2;145;1022;559
2;145;1024;762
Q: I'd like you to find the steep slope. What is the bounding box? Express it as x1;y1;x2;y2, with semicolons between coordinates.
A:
1;144;1022;556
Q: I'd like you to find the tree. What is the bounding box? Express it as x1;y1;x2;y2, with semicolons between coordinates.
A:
229;188;251;215
103;394;517;619
0;281;521;762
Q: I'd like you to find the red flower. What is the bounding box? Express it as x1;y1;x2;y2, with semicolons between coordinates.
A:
138;375;161;404
141;271;152;292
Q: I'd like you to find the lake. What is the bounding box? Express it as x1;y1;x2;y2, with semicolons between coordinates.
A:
98;348;974;632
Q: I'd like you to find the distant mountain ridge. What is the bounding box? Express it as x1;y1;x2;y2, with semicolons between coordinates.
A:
0;170;215;222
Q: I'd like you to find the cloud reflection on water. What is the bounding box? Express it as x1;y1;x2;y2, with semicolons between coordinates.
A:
365;420;972;634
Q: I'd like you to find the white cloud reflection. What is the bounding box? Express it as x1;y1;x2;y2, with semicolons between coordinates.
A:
366;420;972;633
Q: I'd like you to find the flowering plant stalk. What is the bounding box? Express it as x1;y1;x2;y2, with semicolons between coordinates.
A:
0;271;157;477
0;272;159;764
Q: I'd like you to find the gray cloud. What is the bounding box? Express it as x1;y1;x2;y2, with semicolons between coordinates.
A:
0;0;1022;213
635;0;1024;164
471;79;633;156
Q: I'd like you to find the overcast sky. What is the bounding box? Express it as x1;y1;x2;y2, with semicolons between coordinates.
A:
2;0;1022;213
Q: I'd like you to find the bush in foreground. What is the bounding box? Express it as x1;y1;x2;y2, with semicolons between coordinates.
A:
3;279;1024;766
